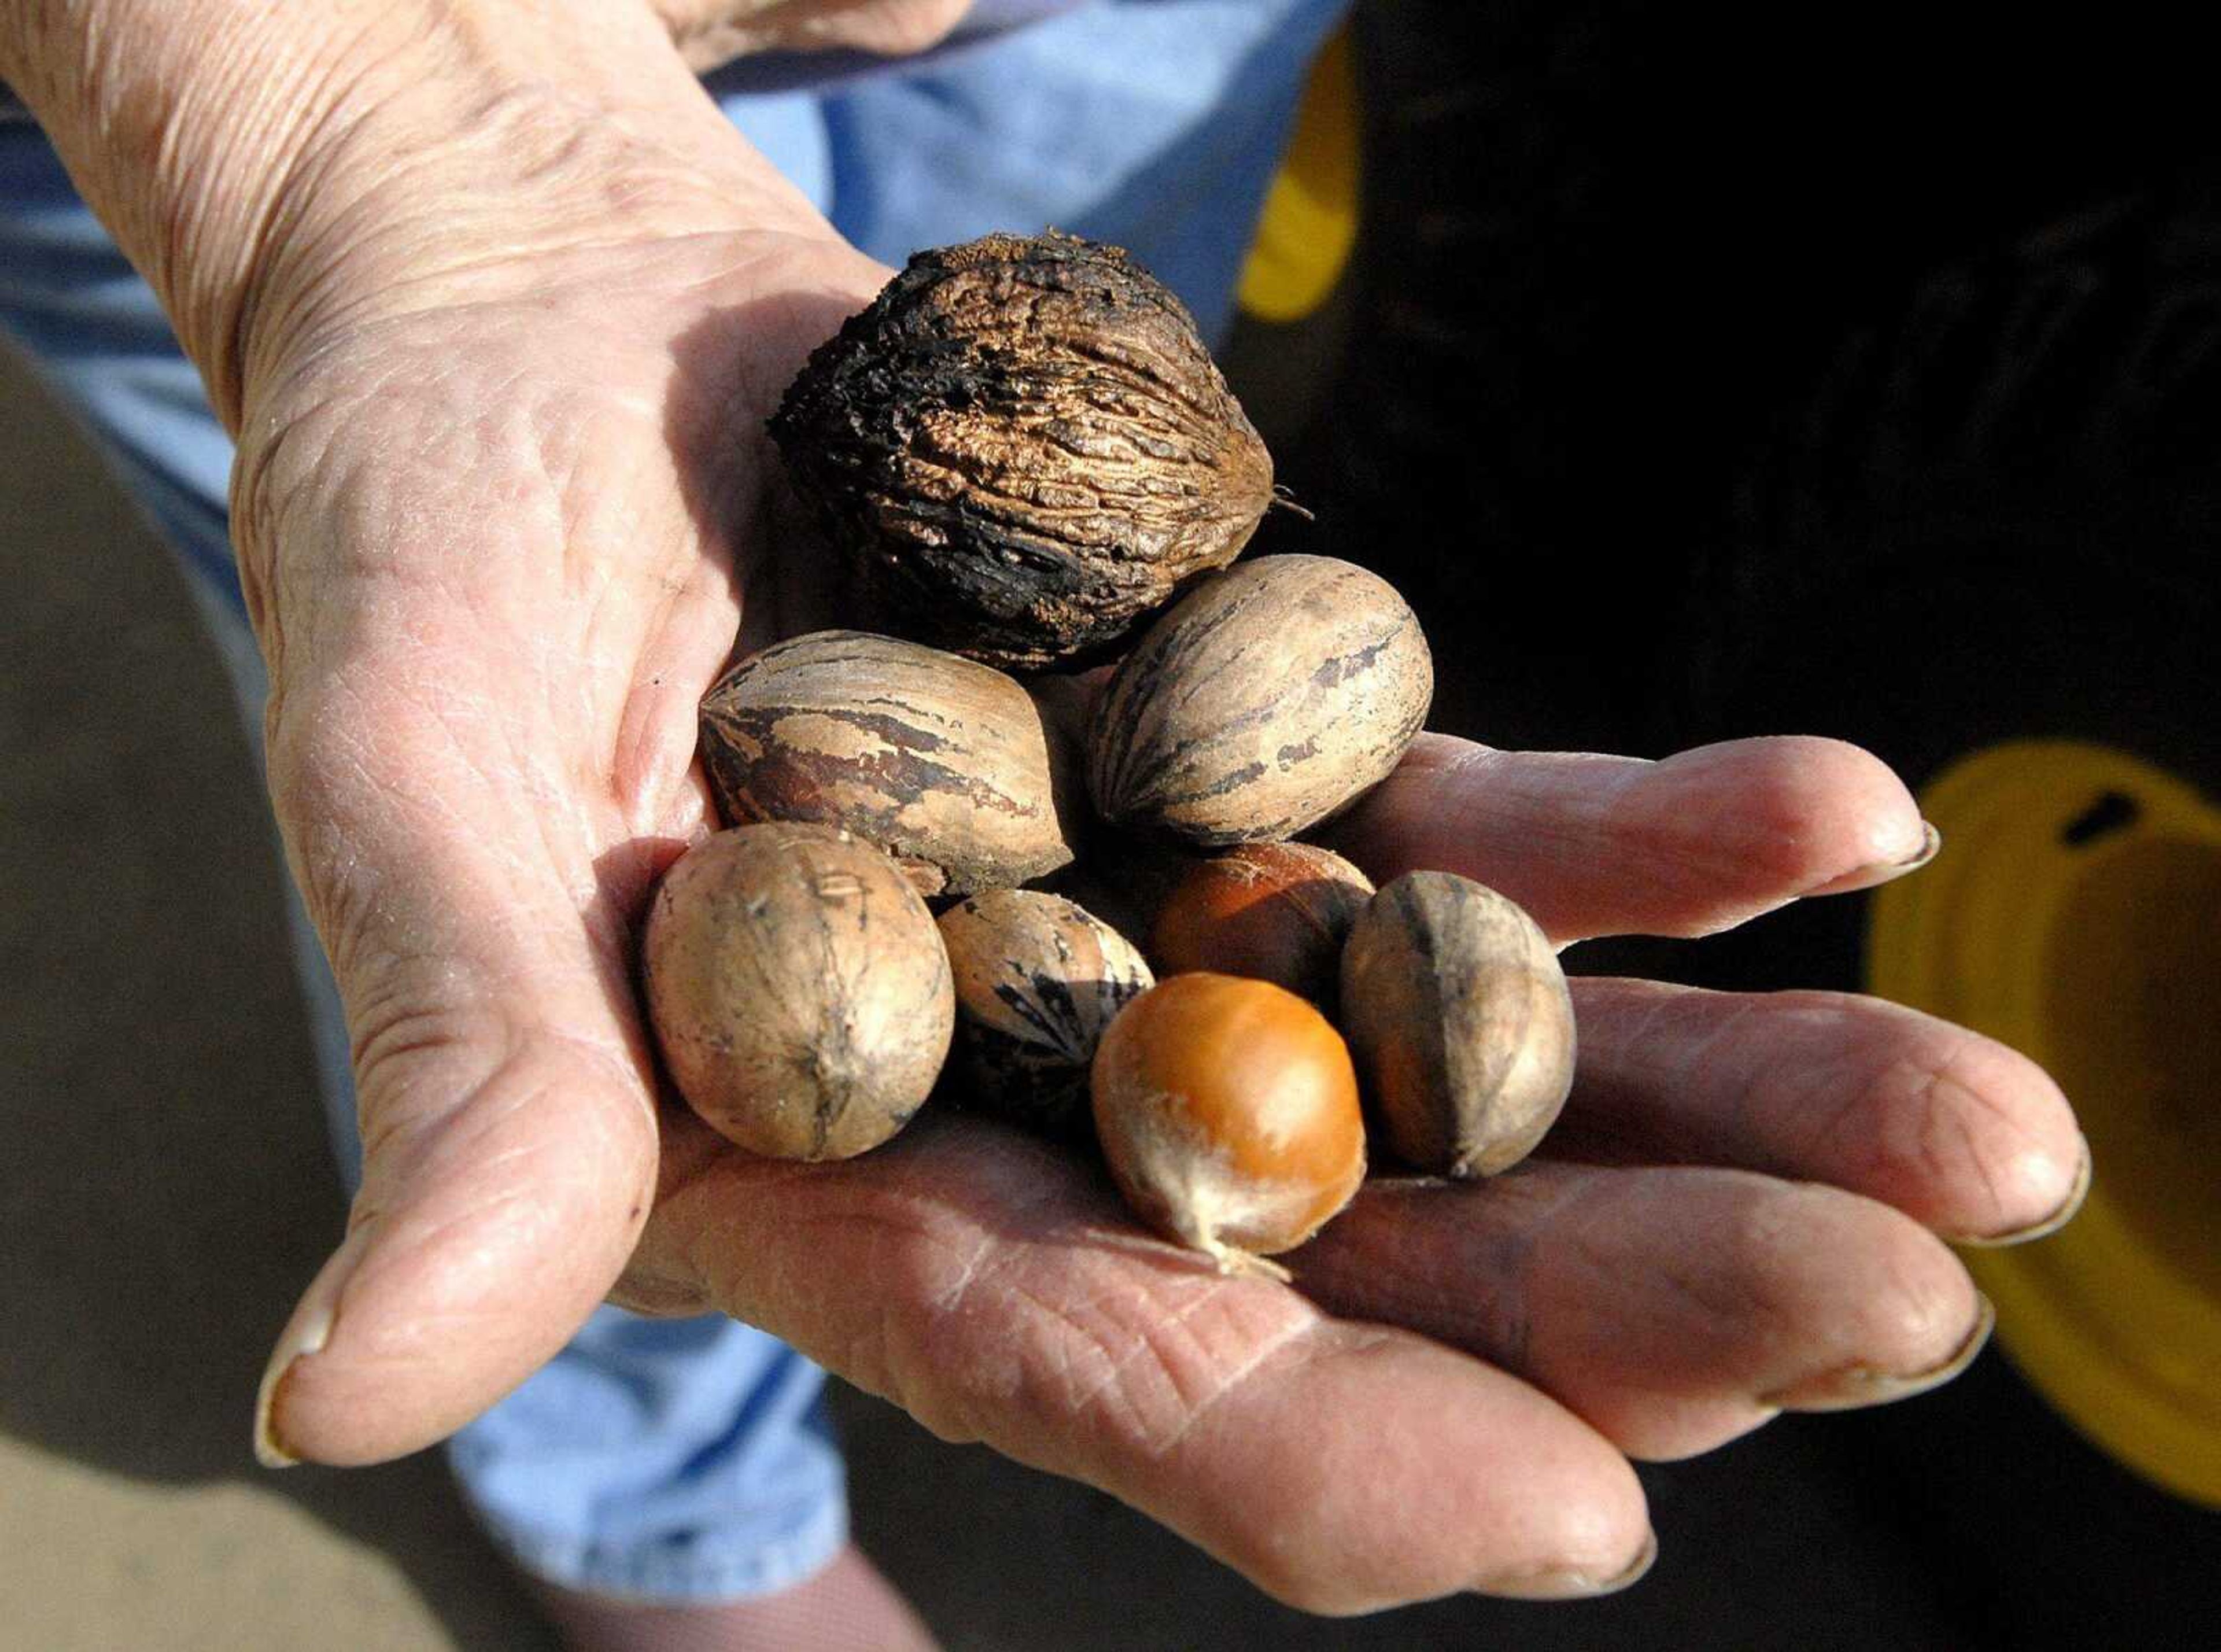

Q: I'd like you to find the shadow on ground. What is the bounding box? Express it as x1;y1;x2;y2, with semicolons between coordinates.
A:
0;345;558;1650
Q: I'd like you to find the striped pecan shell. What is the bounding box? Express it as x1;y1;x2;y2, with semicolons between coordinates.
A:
1087;556;1433;846
700;630;1078;898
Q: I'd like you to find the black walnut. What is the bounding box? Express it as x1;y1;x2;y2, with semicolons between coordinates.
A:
770;231;1275;670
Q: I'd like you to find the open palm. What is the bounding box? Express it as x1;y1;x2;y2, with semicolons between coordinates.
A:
238;217;2083;1613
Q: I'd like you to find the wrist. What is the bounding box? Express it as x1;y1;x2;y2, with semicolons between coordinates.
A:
3;0;819;427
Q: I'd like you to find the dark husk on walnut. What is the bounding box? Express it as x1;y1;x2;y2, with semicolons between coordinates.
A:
936;889;1153;1140
770;231;1274;671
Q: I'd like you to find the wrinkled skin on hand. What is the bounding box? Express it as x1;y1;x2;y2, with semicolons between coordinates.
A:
231;114;2086;1622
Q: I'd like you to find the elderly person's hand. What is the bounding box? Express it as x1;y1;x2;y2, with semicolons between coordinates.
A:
6;0;2083;1615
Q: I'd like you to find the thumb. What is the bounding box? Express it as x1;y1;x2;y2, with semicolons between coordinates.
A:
252;682;674;1467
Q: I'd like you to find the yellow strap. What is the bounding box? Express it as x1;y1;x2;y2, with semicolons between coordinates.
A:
1237;26;1362;325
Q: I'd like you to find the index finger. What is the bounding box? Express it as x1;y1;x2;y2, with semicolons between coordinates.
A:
1320;732;1935;945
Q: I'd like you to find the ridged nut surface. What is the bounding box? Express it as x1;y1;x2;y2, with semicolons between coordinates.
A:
1089;555;1433;846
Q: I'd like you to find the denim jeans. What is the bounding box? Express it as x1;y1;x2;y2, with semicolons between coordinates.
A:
0;0;1346;1601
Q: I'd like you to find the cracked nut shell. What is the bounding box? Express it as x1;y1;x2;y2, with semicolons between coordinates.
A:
1338;871;1575;1177
937;888;1154;1139
699;630;1078;898
642;823;954;1160
1088;555;1433;845
769;231;1274;670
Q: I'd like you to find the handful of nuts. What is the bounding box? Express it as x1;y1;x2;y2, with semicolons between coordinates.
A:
642;233;1576;1274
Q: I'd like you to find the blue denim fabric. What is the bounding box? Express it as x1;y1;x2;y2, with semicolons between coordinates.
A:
820;0;1348;345
0;0;1345;1603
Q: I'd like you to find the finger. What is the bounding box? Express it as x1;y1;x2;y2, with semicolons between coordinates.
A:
625;1111;1656;1613
1290;1161;1993;1463
1552;979;2089;1243
1322;732;1935;944
253;666;707;1467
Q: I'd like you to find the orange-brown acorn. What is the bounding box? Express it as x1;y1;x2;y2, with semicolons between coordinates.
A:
1151;842;1375;1009
1090;972;1366;1275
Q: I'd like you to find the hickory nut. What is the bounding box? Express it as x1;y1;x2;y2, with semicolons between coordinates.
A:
699;630;1078;898
1089;555;1433;845
642;823;954;1160
937;888;1154;1140
1339;871;1576;1178
770;232;1274;670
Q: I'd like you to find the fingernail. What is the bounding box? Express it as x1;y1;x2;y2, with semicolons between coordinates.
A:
1805;821;1943;897
1477;1530;1658;1600
1901;820;1943;870
1760;1292;1995;1411
253;1219;374;1468
1956;1134;2093;1247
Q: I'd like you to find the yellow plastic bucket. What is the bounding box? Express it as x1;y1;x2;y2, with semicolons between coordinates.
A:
1865;740;2221;1505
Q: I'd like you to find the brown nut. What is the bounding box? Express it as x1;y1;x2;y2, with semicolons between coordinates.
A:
936;889;1154;1139
642;823;954;1159
1090;972;1366;1275
1150;842;1375;1009
1087;555;1433;846
699;630;1078;898
770;231;1274;670
1338;871;1574;1177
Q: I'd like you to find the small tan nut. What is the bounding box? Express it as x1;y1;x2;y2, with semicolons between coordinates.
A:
1339;871;1575;1177
1087;555;1433;846
1091;972;1367;1276
1150;842;1375;1010
699;630;1078;898
642;823;954;1159
936;889;1154;1139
